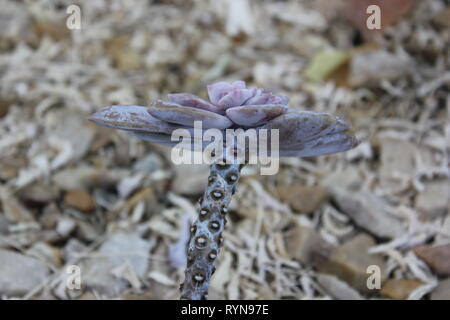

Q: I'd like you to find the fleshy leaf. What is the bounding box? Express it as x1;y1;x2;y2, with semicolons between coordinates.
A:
90;81;359;158
279;131;359;157
167;93;223;114
206;80;249;106
226;104;288;127
263;110;354;147
88;105;180;134
231;80;246;89
149;100;233;129
207;82;234;105
245;92;289;106
218;88;257;109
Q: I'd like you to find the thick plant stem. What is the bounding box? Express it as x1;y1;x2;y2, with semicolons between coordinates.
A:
180;158;244;300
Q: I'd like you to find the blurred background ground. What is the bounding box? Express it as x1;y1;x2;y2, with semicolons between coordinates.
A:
0;0;449;300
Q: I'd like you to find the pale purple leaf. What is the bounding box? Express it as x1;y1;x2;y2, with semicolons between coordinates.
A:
264;110;350;145
207;82;234;105
89;105;180;134
245;92;289;106
231;80;246;89
226;104;288;126
167;93;223;114
279;131;359;157
149;100;233;129
217;88;257;109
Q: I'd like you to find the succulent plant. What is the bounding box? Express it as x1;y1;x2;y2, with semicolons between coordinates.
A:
90;80;359;300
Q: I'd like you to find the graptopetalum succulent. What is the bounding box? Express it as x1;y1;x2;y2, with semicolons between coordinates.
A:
90;81;359;300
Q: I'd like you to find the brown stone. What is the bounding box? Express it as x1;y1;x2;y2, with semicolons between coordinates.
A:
0;156;26;181
106;36;141;71
33;21;70;41
330;189;405;239
53;166;121;191
413;244;450;277
0;99;12;118
0;162;18;180
285;224;335;268
379;138;416;191
316;273;363;300
81;232;151;297
323;166;362;191
380;279;423;300
433;7;450;28
318;234;386;293
349;50;413;87
39;203;62;229
173;163;210;195
275;184;328;214
0;187;35;223
19;182;59;204
415;179;450;220
431;278;450;300
123;187;158;213
0;249;49;296
64;190;95;212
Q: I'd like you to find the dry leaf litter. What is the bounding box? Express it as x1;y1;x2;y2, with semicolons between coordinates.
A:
0;0;449;300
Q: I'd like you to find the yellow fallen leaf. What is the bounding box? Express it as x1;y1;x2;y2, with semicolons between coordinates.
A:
304;49;350;82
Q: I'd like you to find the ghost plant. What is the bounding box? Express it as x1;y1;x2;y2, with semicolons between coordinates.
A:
90;81;358;300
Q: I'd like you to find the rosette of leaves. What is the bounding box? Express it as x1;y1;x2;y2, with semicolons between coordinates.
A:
90;81;358;300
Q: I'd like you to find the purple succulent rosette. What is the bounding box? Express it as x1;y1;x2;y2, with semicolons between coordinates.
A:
90;81;359;300
90;81;359;157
